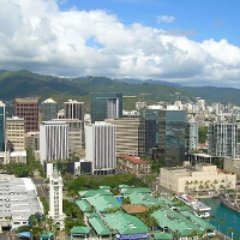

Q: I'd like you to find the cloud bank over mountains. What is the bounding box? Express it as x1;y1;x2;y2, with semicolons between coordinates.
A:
1;0;240;87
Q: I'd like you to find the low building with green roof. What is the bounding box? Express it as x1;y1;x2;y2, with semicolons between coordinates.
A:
75;199;91;212
86;194;121;212
78;189;112;198
87;213;112;238
151;209;204;239
70;226;91;239
176;208;216;236
103;212;149;239
151;232;173;240
40;232;54;240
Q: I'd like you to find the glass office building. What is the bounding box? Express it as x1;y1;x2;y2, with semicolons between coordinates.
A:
90;93;123;123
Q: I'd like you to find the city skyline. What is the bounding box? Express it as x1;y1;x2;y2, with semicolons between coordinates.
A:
0;0;240;87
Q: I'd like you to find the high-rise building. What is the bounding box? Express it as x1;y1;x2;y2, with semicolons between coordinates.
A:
90;93;122;123
208;122;238;158
85;122;116;174
40;98;57;121
48;168;65;230
15;97;39;132
64;99;84;121
159;110;186;165
40;121;69;163
105;118;145;156
52;119;84;154
6;117;25;151
0;101;6;151
186;120;198;153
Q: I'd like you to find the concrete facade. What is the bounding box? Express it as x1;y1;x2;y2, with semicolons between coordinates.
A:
160;163;236;194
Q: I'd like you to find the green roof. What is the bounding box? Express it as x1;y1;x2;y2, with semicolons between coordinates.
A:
40;232;54;239
78;189;112;198
177;208;215;231
86;194;121;212
151;209;203;237
104;212;149;235
99;186;111;190
121;187;151;196
88;214;111;236
70;226;91;235
151;232;173;240
75;199;91;212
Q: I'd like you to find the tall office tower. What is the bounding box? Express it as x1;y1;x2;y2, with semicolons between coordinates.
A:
85;122;116;174
159;110;186;165
145;119;157;154
6;117;25;151
48;168;65;230
142;107;161;145
40;98;57;121
0;101;6;151
15;97;39;132
40;121;69;164
105;118;145;156
197;99;206;111
186;120;198;153
64;99;84;121
208;122;238;158
90;93;123;123
53;119;84;154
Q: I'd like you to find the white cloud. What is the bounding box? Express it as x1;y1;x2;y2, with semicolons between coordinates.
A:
0;0;240;86
157;15;176;23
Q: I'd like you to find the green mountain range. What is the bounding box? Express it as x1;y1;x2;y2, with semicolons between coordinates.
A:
0;70;239;110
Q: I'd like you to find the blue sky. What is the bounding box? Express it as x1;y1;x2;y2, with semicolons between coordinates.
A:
1;0;240;87
60;0;240;46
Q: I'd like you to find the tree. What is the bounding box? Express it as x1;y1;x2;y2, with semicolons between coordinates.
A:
199;126;208;144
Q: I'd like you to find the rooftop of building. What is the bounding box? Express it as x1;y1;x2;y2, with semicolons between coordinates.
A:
70;226;91;235
15;97;39;103
6;116;24;121
119;155;149;165
42;98;56;104
121;204;149;214
103;211;149;235
0;175;43;219
151;209;203;237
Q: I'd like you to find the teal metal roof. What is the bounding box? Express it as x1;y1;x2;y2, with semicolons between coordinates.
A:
75;199;91;212
151;209;204;237
151;232;173;240
78;189;112;198
88;214;111;236
104;212;149;235
70;226;91;234
177;208;215;231
86;194;121;212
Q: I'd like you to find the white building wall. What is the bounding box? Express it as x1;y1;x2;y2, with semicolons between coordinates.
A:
85;122;116;174
40;121;69;164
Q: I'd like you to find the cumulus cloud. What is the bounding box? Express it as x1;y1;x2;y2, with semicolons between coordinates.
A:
157;15;176;23
0;0;240;86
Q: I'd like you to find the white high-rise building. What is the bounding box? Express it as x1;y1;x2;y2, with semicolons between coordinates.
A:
40;121;69;164
186;120;198;153
48;168;65;230
64;99;84;121
85;122;116;174
208;122;238;158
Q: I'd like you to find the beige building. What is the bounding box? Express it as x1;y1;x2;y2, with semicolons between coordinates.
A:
105;118;145;156
6;117;25;151
224;157;240;179
25;131;40;150
160;163;236;194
